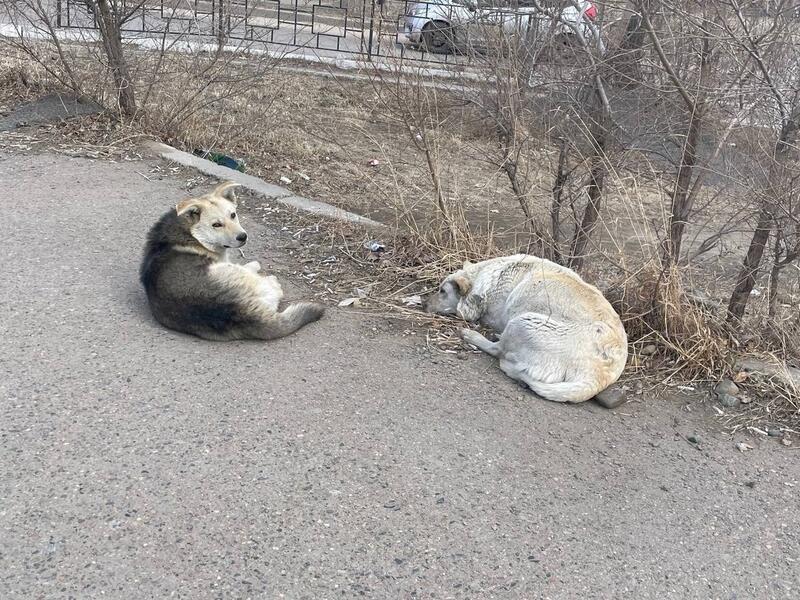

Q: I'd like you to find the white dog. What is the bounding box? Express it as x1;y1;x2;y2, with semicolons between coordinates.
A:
424;254;627;403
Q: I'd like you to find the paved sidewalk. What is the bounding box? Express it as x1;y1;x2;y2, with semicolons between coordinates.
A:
1;153;798;599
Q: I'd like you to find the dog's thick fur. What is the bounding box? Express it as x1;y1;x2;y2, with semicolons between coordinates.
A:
424;254;627;403
140;182;324;340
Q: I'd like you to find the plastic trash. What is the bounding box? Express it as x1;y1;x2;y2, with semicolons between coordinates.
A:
193;149;245;172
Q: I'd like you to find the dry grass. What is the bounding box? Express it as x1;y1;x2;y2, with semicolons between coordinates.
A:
608;264;732;380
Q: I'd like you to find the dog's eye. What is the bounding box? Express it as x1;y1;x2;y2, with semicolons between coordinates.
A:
230;212;236;219
212;222;223;228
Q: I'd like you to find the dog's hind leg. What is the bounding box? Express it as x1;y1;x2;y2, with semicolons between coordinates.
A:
460;328;501;357
497;313;597;403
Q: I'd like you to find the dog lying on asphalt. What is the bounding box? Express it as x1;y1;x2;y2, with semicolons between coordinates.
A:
140;181;324;340
424;254;627;403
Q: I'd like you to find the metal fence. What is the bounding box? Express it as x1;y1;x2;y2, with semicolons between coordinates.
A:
55;0;492;65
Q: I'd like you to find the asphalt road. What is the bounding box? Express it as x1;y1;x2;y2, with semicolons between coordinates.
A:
1;153;799;599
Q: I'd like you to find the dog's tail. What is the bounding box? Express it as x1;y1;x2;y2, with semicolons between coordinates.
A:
521;378;599;404
248;302;325;340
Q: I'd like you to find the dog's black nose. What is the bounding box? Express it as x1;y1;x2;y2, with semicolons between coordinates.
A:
236;232;248;242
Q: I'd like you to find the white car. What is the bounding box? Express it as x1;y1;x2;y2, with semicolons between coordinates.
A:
401;0;598;54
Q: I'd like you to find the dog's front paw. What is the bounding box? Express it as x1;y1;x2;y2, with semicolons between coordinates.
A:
244;261;262;273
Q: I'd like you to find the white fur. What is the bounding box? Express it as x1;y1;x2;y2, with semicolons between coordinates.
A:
208;263;284;311
427;254;628;403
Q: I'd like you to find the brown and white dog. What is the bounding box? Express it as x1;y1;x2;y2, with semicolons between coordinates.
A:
424;254;627;403
140;181;324;340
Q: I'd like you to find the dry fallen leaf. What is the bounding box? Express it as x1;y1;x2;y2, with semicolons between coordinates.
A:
338;297;360;307
736;442;754;452
733;371;749;384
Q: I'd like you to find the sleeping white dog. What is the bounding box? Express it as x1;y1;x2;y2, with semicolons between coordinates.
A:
424;254;628;403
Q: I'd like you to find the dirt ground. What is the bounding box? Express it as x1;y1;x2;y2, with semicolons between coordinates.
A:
2;49;797;300
69;61;800;308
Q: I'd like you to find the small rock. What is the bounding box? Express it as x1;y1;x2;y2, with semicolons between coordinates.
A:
782;438;793;447
687;435;700;444
279;175;293;185
744;481;756;489
736;441;754;452
641;344;657;356
719;394;740;408
714;379;739;397
363;240;386;253
595;387;626;409
768;429;782;437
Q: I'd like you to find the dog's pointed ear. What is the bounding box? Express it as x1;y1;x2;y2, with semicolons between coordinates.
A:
212;181;240;204
175;198;202;218
452;275;472;296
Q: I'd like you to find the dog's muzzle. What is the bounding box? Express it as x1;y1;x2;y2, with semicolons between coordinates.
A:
224;232;248;248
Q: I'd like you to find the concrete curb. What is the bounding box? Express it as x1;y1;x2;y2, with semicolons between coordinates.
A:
145;141;386;229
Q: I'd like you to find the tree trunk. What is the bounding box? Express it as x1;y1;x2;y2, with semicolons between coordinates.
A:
217;0;227;50
727;207;773;323
727;114;799;323
661;102;703;267
767;230;783;320
569;150;606;271
550;138;569;264
607;13;648;85
570;80;608;271
90;0;136;117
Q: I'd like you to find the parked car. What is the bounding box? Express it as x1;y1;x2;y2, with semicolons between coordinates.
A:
401;0;598;54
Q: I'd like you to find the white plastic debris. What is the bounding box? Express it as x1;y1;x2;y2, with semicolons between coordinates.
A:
401;295;423;307
748;426;769;436
364;240;386;253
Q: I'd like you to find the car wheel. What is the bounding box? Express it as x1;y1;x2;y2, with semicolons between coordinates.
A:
421;20;455;54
